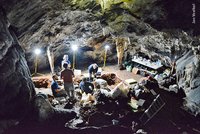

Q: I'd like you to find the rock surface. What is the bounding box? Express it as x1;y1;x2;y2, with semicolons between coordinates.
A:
176;50;200;115
0;0;199;71
0;8;35;132
33;94;76;122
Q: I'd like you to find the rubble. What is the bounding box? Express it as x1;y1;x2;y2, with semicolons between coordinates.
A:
32;78;51;88
101;73;122;86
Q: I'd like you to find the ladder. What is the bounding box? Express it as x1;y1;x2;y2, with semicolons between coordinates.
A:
139;94;165;125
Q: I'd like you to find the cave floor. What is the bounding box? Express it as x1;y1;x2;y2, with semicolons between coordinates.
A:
32;64;143;81
32;64;143;95
5;64;200;134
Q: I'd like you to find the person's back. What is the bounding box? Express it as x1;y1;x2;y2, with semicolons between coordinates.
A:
88;64;98;73
88;64;93;72
61;63;75;100
61;69;74;83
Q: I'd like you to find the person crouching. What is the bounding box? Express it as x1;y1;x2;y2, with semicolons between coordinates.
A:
51;75;67;97
88;63;98;82
79;77;94;94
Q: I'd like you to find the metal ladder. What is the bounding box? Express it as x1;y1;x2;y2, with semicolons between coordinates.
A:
140;94;165;125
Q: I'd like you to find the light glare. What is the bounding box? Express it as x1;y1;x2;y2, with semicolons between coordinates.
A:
72;45;78;51
105;45;110;50
34;48;41;55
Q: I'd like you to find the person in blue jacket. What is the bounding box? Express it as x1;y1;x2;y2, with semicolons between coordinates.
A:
79;77;94;94
88;63;98;81
51;75;67;97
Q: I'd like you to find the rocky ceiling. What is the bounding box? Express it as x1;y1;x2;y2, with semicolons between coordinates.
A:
0;0;199;70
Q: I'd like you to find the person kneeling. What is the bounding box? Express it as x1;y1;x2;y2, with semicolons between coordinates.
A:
79;77;94;94
51;75;67;97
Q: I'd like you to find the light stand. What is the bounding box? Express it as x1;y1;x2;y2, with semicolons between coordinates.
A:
32;48;44;77
72;45;78;69
103;45;110;68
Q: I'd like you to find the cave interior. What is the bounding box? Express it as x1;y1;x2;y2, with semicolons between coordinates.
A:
0;0;200;134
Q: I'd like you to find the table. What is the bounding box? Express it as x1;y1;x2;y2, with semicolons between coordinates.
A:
132;58;163;70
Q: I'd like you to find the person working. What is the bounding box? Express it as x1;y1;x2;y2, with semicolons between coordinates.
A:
61;63;75;100
79;77;94;94
51;75;67;97
88;63;98;81
61;55;71;70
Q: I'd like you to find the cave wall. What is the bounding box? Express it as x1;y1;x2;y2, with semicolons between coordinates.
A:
0;8;35;132
176;50;200;115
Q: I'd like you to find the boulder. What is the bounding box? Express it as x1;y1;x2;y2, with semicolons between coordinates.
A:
33;94;76;122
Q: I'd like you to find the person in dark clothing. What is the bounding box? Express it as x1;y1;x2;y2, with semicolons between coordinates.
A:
51;75;67;97
61;63;75;99
79;77;94;94
88;63;98;81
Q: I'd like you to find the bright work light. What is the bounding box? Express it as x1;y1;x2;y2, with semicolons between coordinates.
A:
72;45;78;69
105;45;110;50
32;48;43;76
34;48;41;55
72;45;78;51
103;45;110;68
